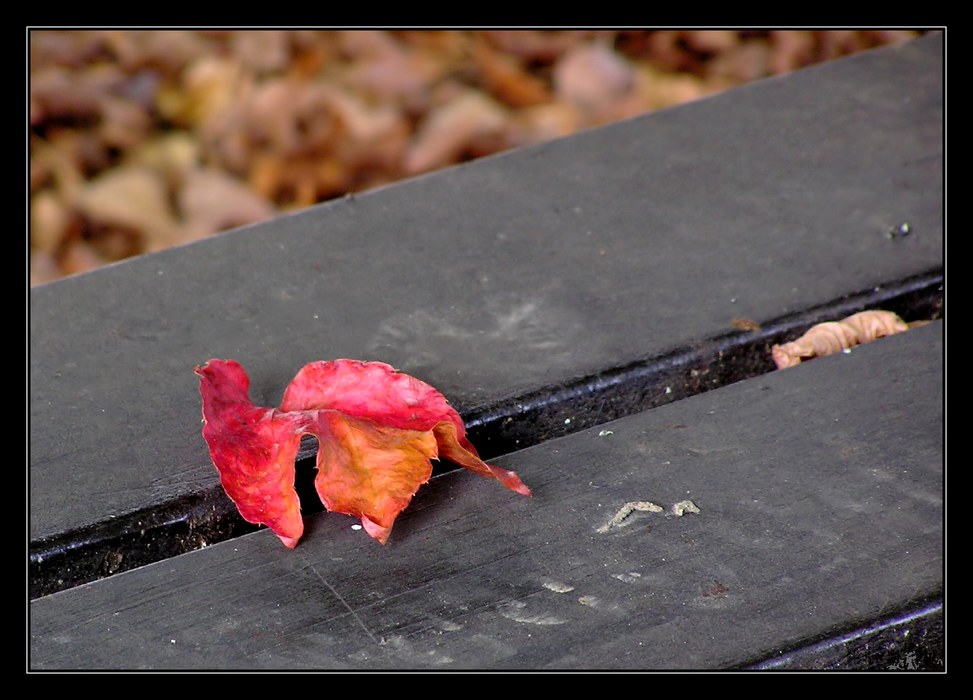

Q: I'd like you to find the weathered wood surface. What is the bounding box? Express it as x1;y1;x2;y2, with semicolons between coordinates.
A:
29;322;943;670
29;35;943;596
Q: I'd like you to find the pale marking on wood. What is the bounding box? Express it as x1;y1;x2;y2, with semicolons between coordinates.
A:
596;501;663;533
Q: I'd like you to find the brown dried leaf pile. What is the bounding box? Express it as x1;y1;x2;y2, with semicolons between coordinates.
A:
30;29;923;286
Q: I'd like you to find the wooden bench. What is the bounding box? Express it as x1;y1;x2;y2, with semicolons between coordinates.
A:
29;33;943;670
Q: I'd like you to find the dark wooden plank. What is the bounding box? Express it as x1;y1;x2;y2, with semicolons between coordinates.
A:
29;321;943;670
29;34;943;586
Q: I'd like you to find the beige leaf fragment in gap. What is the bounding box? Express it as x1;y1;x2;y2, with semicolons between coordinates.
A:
771;310;916;369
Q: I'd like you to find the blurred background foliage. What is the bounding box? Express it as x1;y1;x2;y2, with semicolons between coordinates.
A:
29;29;926;286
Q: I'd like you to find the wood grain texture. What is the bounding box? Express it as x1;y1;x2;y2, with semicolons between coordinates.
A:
30;322;943;670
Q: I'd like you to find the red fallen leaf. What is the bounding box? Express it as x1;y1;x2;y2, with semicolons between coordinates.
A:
195;358;531;547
